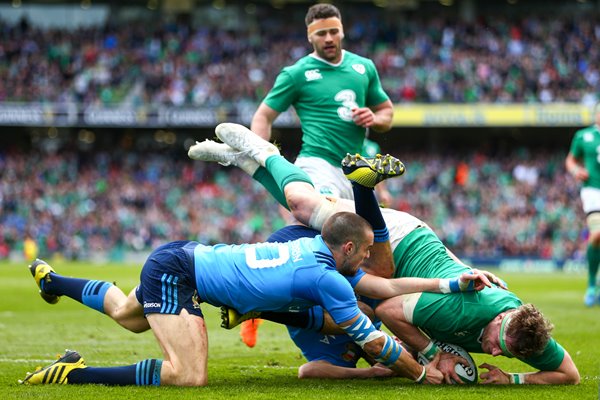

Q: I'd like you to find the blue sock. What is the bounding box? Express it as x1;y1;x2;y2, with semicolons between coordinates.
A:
352;183;389;243
68;359;162;386
42;274;113;313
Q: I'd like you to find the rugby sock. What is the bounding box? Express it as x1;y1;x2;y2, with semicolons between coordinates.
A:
68;359;162;386
352;183;389;243
261;306;324;332
42;274;113;313
252;166;289;210
264;155;314;194
586;245;600;289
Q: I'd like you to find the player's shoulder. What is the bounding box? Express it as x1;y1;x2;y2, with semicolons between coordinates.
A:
283;55;319;73
575;124;599;137
342;50;376;67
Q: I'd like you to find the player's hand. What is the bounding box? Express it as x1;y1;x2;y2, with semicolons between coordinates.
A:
574;167;589;182
479;362;511;384
455;269;506;292
422;353;444;384
351;107;375;128
438;352;469;384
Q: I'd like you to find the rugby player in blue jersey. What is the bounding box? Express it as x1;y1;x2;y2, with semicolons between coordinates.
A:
22;185;494;385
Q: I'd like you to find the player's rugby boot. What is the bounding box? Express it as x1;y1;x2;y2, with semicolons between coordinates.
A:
188;139;251;167
342;153;405;188
584;288;596;307
240;318;263;348
220;306;262;329
20;350;86;385
215;123;279;166
29;258;60;304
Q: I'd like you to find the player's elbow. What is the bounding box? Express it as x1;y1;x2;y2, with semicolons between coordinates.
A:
297;362;323;379
564;368;580;385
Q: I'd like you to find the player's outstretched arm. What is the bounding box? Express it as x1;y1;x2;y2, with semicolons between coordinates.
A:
353;270;495;299
297;360;396;379
338;312;443;384
479;350;580;385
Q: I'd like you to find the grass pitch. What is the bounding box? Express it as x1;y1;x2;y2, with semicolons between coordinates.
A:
0;261;598;399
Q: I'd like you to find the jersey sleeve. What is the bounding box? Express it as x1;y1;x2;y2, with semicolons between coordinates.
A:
314;272;362;325
521;338;565;371
263;69;298;113
345;268;366;288
365;59;390;107
569;130;583;158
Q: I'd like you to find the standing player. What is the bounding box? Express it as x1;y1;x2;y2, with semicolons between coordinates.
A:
565;103;600;306
251;3;393;199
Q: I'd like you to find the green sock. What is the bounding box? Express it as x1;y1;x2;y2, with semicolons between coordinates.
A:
586;245;600;289
264;155;314;196
252;167;289;210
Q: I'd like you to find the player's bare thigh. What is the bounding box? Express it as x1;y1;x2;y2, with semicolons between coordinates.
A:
147;309;209;386
103;286;149;333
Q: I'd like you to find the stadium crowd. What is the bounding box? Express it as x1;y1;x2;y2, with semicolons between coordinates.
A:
1;10;600;106
0;146;585;263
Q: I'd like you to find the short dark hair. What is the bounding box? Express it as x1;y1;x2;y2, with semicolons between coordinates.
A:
506;304;553;358
321;212;372;248
305;3;341;26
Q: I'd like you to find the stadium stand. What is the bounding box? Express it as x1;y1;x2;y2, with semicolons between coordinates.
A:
0;0;594;268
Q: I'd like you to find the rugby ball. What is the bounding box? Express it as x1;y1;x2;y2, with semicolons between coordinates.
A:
418;341;478;384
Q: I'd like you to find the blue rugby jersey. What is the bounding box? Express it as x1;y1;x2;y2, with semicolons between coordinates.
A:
191;235;364;325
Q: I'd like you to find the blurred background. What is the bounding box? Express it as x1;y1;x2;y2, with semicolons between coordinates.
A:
0;0;596;273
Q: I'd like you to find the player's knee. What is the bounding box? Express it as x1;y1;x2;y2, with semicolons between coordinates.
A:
374;298;396;321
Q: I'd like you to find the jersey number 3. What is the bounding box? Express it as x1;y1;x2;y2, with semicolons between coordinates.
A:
335;90;359;122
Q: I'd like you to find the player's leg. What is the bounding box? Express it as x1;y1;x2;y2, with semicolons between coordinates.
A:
146;310;208;386
342;153;405;278
190;126;349;229
585;212;600;306
29;259;149;332
22;241;206;386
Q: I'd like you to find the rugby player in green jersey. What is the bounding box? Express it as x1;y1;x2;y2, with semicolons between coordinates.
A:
566;103;600;306
251;3;393;200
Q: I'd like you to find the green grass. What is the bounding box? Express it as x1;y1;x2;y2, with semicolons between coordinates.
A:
0;261;598;399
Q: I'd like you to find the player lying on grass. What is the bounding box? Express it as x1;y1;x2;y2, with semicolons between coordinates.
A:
20;135;498;388
188;123;580;385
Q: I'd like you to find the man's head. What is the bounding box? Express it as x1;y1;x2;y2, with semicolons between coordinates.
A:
305;3;344;63
321;212;373;276
481;304;553;359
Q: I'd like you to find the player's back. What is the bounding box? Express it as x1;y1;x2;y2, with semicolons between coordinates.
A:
192;236;335;314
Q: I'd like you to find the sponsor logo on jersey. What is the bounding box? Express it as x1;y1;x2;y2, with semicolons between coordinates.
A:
584;132;594;142
291;240;303;262
453;330;470;337
305;69;323;81
144;302;162;308
352;64;366;74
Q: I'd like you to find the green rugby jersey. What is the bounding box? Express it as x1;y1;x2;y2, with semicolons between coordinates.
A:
264;50;389;167
392;227;565;371
569;125;600;188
